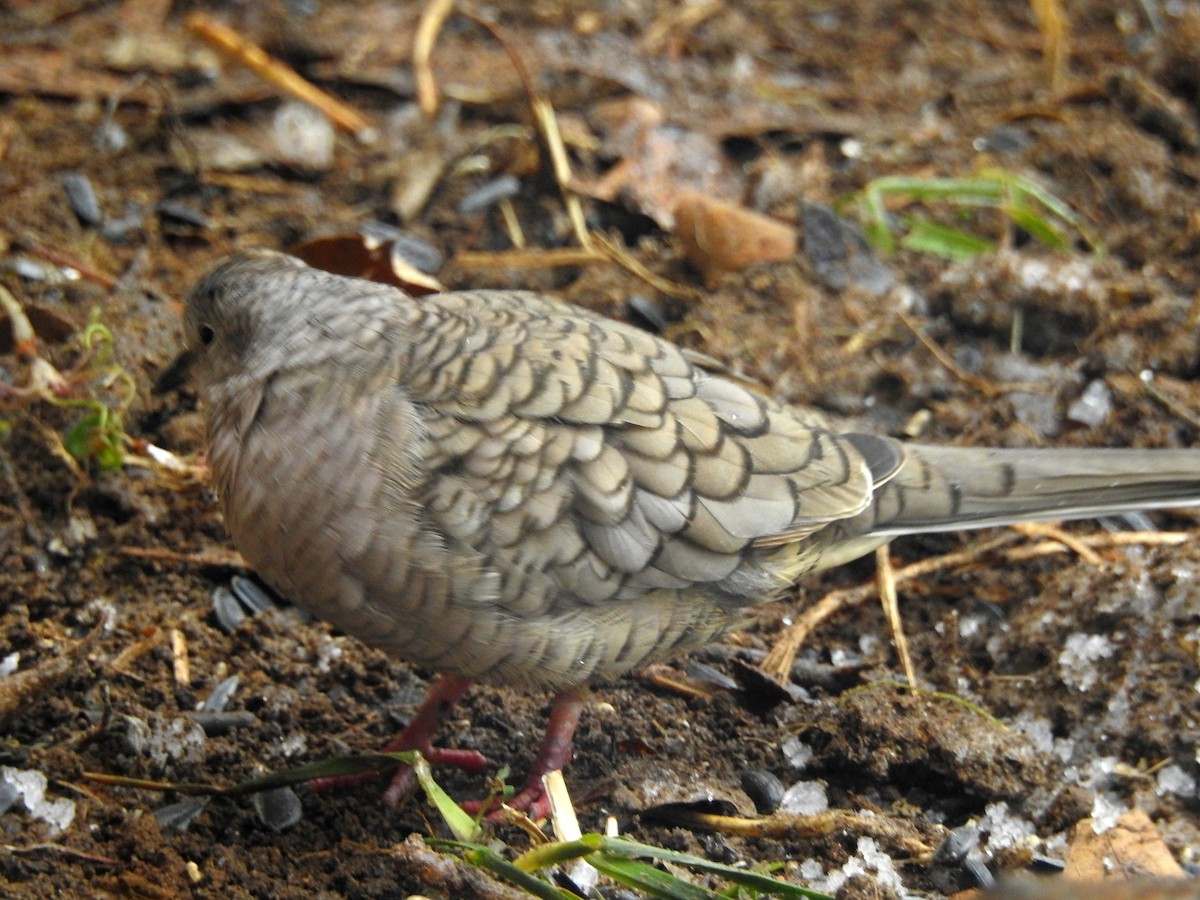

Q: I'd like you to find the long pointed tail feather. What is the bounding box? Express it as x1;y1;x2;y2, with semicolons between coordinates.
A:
861;445;1200;538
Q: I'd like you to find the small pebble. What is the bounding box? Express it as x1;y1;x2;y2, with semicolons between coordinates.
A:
93;119;130;154
273;101;335;170
111;714;151;756
0;779;21;815
2;256;79;285
973;125;1032;155
100;203;145;243
154;796;209;832
800;201;895;296
457;175;521;215
201;675;240;713
934;823;979;864
61;172;104;226
739;769;785;814
157;200;210;229
252;786;303;831
231;575;279;614
952;343;986;375
187;710;256;736
1066;378;1113;428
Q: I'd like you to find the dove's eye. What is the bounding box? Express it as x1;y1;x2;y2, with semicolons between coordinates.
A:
198;324;216;347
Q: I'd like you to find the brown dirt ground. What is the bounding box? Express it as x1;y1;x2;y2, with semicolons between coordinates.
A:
1;1;1199;897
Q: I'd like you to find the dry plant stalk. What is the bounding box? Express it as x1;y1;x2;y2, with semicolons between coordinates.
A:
414;0;458;116
186;12;377;142
761;526;1189;681
875;544;916;687
1029;0;1068;90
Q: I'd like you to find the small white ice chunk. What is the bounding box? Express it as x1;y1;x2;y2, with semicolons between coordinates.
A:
1058;633;1116;691
980;801;1035;852
1156;764;1197;798
0;767;76;836
781;736;814;769
1066;378;1113;428
780;780;828;815
273;101;335;170
1090;791;1127;834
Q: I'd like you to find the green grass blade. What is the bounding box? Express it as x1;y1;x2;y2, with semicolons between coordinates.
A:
899;219;995;260
859;189;896;254
599;836;831;899
513;835;603;872
1005;204;1069;250
587;854;722;899
852;169;1096;257
977;167;1079;226
463;847;581;900
222;752;417;797
411;753;482;842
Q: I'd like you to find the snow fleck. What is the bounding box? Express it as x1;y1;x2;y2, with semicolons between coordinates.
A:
781;736;814;770
1059;633;1116;691
779;780;828;815
0;767;76;836
1155;764;1197;798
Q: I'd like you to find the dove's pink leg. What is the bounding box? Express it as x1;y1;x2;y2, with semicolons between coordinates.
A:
307;675;491;803
462;687;585;820
310;677;587;820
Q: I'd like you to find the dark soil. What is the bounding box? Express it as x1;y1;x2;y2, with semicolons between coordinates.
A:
1;1;1198;897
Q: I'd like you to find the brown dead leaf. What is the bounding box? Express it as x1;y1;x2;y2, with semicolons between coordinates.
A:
674;191;797;286
290;233;445;295
1064;808;1186;881
576;97;739;229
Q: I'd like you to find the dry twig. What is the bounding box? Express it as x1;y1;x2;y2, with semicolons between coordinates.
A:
876;544;916;686
1010;521;1103;565
186;13;377;142
763;526;1195;681
592;231;703;301
170;628;190;687
453;247;606;272
413;0;457;116
116;545;247;569
648;807;936;857
896;309;1029;398
641;0;726;53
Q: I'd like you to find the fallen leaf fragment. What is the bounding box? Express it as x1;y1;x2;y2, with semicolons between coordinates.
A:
674;191;797;286
1064;808;1185;881
290;233;445;295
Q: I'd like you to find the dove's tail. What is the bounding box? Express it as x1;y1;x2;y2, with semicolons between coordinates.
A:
859;444;1200;538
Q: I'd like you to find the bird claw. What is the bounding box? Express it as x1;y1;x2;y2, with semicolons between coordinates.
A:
460;780;552;821
308;743;494;805
306;678;582;823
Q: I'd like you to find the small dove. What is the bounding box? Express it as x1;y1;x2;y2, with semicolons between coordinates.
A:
182;250;1200;815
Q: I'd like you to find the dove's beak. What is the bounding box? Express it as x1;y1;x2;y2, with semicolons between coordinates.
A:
154;346;197;394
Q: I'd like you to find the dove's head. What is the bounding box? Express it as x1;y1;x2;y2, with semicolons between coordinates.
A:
182;250;403;391
184;250;306;386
